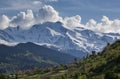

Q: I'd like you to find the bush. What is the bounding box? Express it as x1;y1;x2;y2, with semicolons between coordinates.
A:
0;75;6;79
104;71;119;79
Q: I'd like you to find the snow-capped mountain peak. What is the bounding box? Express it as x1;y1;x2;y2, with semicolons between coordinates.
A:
0;21;120;58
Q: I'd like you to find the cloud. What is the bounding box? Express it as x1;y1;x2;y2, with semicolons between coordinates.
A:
62;15;82;28
10;10;35;29
85;19;97;30
0;15;10;30
0;5;62;30
33;1;42;5
84;16;120;33
37;5;62;23
43;0;58;2
0;4;120;33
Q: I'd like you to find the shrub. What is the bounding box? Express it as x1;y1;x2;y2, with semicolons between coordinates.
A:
104;71;119;79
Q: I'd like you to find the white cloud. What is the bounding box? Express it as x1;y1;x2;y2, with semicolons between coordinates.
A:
40;0;58;2
33;1;42;5
85;16;120;33
10;10;35;29
86;19;96;27
37;5;62;23
62;15;81;28
0;4;120;33
0;5;62;30
85;19;97;30
0;15;10;30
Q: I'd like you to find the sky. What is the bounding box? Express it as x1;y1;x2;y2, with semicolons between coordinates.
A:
0;0;120;22
0;0;120;33
48;0;120;22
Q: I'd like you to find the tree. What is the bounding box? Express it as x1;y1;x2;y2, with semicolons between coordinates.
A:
104;71;119;79
73;58;78;65
0;75;6;79
73;72;79;79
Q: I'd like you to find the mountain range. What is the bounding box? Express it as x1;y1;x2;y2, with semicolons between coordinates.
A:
0;21;120;58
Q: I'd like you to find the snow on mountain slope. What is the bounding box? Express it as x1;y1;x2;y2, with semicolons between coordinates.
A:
0;39;17;46
0;21;120;58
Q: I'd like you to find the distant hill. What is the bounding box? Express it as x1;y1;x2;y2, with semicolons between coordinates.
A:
18;40;120;79
0;42;75;73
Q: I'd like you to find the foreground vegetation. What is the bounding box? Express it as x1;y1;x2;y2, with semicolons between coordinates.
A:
1;40;120;79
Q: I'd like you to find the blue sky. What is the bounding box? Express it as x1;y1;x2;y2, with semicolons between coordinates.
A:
0;0;120;33
0;0;120;23
48;0;120;23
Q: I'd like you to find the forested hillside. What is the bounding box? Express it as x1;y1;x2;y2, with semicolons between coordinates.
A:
0;40;120;79
0;42;75;74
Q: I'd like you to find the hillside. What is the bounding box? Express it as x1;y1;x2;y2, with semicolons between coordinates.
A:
0;42;75;74
13;40;120;79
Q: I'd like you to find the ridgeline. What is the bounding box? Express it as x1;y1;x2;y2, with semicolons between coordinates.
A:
1;40;120;79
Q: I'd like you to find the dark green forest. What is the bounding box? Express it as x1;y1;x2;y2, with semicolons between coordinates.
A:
0;40;120;79
0;42;75;73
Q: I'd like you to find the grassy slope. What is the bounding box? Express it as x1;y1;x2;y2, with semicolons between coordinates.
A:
19;40;120;79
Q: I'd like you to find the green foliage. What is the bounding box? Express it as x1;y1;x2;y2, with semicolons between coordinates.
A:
104;71;119;79
0;75;6;79
0;42;75;73
3;40;120;79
